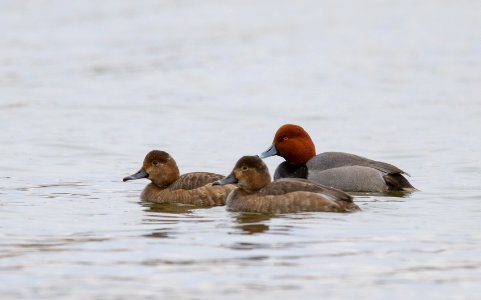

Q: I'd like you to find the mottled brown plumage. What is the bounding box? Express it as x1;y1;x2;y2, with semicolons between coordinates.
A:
123;150;235;206
214;156;360;214
167;172;224;190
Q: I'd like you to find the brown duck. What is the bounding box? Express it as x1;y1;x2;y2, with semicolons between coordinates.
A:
123;150;235;206
214;156;360;213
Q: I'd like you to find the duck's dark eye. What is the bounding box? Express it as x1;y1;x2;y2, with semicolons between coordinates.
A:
152;160;159;166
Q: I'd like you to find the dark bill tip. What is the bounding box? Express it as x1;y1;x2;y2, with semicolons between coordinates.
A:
123;168;149;182
258;144;278;159
213;173;238;186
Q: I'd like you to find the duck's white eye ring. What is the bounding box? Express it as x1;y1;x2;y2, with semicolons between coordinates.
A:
241;166;248;171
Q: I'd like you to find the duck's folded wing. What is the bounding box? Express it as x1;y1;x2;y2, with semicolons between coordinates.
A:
310;152;408;175
168;172;224;190
365;160;409;176
257;179;353;202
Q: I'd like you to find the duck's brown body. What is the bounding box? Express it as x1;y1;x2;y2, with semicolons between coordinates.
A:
215;156;360;214
226;179;359;213
141;172;234;206
123;150;235;206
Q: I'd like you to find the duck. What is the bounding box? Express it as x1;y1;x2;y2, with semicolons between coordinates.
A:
123;150;236;206
259;124;415;193
213;155;360;213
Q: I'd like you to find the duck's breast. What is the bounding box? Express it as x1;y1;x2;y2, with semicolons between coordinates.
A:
273;161;308;180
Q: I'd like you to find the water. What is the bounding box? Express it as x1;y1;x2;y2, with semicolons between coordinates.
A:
1;0;480;299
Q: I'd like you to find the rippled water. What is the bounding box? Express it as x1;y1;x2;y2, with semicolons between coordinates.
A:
1;0;481;299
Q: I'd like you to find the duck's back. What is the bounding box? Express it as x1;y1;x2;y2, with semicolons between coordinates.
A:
142;172;235;206
307;152;407;175
168;172;224;190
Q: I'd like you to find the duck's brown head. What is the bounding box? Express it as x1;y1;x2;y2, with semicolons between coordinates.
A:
259;124;316;165
214;156;271;193
123;150;180;188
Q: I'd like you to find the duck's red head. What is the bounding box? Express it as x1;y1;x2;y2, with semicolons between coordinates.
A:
260;124;316;165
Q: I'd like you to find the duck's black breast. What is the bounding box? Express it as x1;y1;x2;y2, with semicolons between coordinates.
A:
273;161;308;180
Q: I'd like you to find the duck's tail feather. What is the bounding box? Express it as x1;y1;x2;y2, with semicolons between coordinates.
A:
384;173;417;192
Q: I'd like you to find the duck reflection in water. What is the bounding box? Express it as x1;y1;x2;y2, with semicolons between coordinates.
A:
233;213;273;234
141;203;200;239
144;202;197;214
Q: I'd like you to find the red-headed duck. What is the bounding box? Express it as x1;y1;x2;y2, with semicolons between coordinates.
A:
123;150;236;206
213;156;360;213
259;124;415;193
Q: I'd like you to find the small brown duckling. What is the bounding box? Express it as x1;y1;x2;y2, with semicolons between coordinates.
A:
123;150;235;206
213;156;360;213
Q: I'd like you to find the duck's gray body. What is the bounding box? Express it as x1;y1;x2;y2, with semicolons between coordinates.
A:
274;152;415;193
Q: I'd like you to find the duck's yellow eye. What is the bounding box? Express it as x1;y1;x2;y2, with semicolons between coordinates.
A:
283;136;289;141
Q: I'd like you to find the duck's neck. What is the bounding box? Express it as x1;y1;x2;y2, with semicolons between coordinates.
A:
151;165;180;188
151;183;169;190
238;173;271;194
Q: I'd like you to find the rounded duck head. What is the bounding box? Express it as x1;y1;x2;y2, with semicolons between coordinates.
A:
216;156;271;194
260;124;316;165
123;150;180;188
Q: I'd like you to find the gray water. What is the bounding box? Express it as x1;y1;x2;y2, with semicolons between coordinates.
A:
1;0;481;299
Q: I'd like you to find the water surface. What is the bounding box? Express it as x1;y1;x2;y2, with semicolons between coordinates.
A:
1;0;481;299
